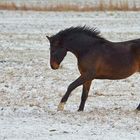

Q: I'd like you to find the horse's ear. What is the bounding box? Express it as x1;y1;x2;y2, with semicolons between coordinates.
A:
46;35;51;41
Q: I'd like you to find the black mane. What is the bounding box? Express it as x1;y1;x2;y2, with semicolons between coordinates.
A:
55;26;103;40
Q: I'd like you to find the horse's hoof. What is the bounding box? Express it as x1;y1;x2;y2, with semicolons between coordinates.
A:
78;108;84;112
57;102;65;111
136;104;140;111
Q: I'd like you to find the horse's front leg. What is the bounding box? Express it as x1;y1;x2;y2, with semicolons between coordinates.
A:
78;81;92;111
136;104;140;110
57;72;94;111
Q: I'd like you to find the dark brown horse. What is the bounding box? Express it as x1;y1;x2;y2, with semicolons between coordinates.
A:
46;26;140;111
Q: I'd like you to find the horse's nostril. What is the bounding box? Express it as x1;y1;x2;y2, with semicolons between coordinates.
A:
51;62;59;69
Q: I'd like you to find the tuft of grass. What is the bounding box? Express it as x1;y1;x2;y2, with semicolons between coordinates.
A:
0;2;16;10
0;0;139;12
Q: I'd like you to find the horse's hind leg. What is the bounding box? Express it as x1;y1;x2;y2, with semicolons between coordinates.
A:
78;81;91;111
136;104;140;110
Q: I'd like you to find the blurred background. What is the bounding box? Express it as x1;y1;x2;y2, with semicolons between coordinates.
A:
0;0;140;7
0;0;140;11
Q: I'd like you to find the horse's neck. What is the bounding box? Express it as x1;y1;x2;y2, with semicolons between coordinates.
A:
67;46;86;59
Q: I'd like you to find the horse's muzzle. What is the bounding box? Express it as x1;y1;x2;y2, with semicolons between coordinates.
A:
51;61;59;69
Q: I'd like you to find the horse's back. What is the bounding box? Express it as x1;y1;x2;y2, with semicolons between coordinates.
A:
80;39;140;80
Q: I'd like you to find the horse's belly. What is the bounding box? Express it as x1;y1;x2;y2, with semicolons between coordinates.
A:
95;73;134;80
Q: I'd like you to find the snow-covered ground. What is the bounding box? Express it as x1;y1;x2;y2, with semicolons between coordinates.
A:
0;11;140;140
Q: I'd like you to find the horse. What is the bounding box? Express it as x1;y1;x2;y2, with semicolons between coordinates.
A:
46;26;140;111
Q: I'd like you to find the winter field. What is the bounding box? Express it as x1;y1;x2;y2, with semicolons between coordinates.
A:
0;11;140;139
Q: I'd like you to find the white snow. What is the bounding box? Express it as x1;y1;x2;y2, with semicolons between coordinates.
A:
0;11;140;140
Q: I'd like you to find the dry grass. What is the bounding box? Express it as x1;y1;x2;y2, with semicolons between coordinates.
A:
0;0;139;11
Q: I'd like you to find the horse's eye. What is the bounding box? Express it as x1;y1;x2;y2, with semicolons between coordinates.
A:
53;44;59;48
54;40;60;47
51;47;56;53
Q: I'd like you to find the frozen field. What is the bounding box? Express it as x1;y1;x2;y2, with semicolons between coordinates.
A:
0;11;140;139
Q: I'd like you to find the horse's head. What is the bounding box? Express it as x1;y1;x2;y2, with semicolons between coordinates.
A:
46;35;67;70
